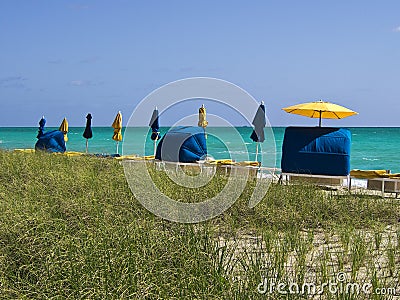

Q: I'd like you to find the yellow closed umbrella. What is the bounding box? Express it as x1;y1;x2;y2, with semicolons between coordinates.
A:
198;104;208;139
282;100;358;127
198;104;208;128
59;117;69;142
112;111;122;154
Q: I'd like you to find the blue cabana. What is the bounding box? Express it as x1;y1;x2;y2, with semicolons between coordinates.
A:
155;126;207;163
281;127;351;176
35;130;66;153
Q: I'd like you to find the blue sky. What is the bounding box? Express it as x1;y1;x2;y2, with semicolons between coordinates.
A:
1;1;400;127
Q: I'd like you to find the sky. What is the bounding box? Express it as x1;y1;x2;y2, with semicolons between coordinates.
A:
1;0;400;127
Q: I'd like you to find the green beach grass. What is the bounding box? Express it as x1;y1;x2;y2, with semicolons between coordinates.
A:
0;150;399;299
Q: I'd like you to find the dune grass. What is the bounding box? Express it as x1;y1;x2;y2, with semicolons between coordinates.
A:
0;150;399;299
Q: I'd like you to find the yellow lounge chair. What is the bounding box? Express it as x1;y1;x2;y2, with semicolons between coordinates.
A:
13;149;35;153
350;169;400;197
115;155;154;161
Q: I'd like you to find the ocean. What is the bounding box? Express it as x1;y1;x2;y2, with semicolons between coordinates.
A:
0;127;399;173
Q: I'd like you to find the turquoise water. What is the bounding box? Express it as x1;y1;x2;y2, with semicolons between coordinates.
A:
0;127;399;173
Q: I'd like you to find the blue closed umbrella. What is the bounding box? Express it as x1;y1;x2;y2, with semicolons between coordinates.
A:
250;102;266;161
83;113;93;153
37;116;46;138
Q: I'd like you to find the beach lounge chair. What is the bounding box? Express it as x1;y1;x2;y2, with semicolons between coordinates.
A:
121;126;277;181
202;159;260;178
280;127;351;187
350;169;400;197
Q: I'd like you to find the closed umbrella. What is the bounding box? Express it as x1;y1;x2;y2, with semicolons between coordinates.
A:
112;111;122;154
198;104;208;128
198;104;208;139
37;116;46;139
250;101;266;162
149;107;160;156
59;117;69;143
282;100;358;127
83;113;93;153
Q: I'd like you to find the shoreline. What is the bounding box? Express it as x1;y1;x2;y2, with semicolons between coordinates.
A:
1;127;400;173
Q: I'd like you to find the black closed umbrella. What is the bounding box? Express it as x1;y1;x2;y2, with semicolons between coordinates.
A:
83;113;93;153
250;102;266;161
149;107;160;156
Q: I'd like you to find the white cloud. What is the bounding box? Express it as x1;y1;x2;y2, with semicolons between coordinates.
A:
393;26;400;32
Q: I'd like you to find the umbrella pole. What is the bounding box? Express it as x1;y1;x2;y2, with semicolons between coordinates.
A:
116;141;119;154
319;111;322;127
85;139;88;153
153;137;158;157
255;142;259;162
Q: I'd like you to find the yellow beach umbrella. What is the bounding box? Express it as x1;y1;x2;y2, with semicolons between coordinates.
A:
282;100;358;127
59;117;69;142
112;111;122;154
